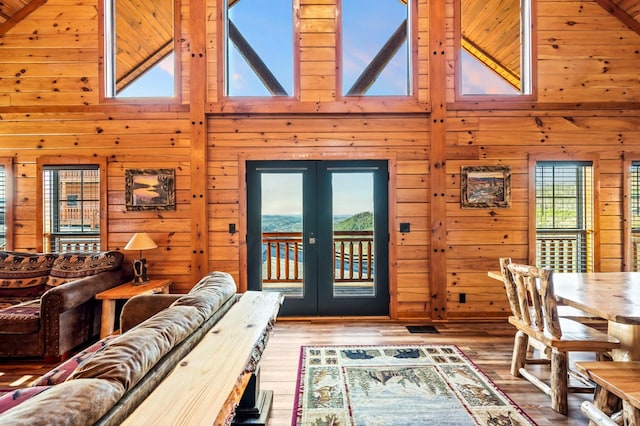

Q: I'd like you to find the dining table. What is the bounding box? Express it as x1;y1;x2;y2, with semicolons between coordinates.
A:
488;270;640;361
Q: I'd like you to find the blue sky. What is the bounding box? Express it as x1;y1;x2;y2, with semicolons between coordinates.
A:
261;173;374;216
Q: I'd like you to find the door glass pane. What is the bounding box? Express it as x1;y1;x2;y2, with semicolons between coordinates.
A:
332;172;375;297
261;173;303;297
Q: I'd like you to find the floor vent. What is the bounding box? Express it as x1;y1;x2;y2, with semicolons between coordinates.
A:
406;325;439;334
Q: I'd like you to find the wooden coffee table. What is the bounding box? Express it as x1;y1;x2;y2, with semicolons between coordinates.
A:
96;279;172;338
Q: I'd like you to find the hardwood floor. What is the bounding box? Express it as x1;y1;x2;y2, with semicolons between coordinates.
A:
259;320;595;426
0;320;596;425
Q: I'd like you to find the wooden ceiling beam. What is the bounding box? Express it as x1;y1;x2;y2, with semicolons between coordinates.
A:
595;0;640;36
228;20;287;96
0;0;47;36
346;19;407;96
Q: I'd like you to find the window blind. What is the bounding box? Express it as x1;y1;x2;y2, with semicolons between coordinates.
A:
0;165;5;249
43;166;100;253
630;162;640;271
535;162;593;273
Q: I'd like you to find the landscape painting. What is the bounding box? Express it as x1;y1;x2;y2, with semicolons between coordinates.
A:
461;166;511;208
125;168;176;211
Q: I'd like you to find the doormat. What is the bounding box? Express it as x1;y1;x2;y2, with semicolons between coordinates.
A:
406;325;439;334
292;344;536;426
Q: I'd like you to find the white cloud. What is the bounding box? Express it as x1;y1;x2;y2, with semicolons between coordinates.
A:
159;53;175;77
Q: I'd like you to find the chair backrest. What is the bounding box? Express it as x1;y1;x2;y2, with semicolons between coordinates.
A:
501;258;562;338
499;258;522;319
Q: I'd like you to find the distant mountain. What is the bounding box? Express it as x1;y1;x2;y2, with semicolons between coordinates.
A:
262;211;373;232
334;211;373;231
261;215;302;232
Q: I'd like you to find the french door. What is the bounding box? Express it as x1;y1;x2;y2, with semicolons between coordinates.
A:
246;160;389;316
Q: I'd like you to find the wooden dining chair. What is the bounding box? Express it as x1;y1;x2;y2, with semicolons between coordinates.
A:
499;258;605;326
499;259;621;415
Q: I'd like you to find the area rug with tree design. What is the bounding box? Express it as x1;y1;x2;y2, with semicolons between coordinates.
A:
292;344;536;426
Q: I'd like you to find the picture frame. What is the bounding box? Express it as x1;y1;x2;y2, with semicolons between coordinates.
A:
460;165;511;208
125;168;176;211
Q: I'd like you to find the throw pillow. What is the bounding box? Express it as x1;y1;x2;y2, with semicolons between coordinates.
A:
32;335;119;386
0;386;51;414
45;251;124;288
0;252;57;299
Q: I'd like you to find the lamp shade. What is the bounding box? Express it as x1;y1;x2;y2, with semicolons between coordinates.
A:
124;233;158;251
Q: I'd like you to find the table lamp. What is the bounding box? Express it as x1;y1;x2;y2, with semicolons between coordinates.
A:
124;232;158;284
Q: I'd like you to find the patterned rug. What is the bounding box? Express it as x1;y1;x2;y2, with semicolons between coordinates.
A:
292;345;536;426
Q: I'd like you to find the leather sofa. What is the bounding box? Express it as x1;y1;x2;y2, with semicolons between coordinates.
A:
0;250;131;361
0;271;240;426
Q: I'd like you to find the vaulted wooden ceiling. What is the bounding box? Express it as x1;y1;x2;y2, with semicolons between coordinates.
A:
1;0;640;92
0;0;46;35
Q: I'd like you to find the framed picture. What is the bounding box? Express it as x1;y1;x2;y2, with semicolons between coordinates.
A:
125;168;176;211
461;165;511;208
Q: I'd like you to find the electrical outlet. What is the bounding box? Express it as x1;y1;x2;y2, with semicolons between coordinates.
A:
459;293;466;303
400;223;410;233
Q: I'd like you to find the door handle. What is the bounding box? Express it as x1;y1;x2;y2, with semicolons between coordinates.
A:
309;233;316;244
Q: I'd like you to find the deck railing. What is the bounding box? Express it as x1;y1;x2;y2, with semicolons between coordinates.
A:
44;233;100;253
632;233;640;272
536;230;591;272
262;231;374;283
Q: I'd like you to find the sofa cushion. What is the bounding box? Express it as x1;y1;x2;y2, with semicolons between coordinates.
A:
171;271;238;320
46;251;124;288
0;252;56;299
68;305;203;391
0;297;36;310
0;300;40;334
32;335;119;386
0;386;51;415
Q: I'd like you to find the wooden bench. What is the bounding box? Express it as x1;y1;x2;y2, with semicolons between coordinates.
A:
575;361;640;426
121;291;283;426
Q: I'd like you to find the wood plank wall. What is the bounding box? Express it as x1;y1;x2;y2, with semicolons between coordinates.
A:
0;0;639;317
444;0;640;319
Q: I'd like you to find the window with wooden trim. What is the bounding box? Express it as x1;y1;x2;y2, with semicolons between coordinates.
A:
535;161;594;272
456;0;533;99
103;0;178;98
37;158;107;254
0;158;13;250
224;0;294;97
340;0;412;97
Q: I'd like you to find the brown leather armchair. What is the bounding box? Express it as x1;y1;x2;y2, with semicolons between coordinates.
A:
0;251;132;362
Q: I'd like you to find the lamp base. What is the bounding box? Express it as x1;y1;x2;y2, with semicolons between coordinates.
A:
132;258;149;285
